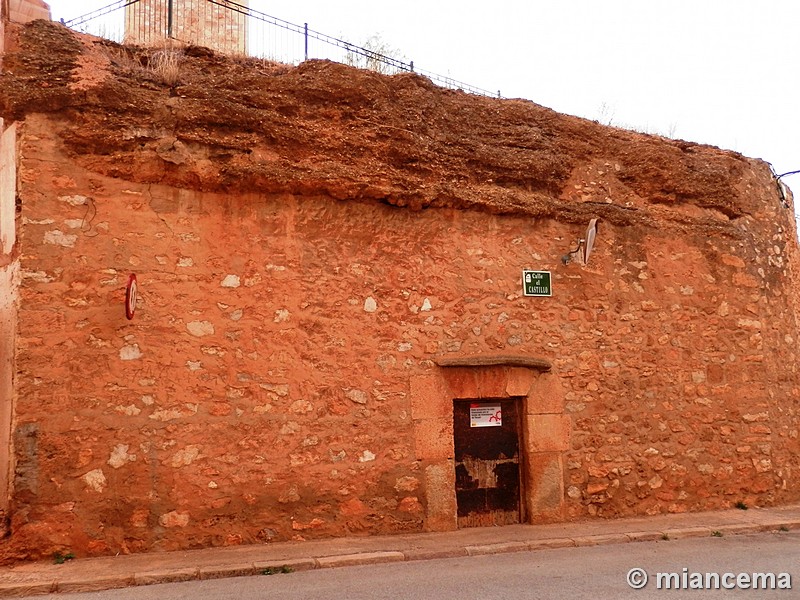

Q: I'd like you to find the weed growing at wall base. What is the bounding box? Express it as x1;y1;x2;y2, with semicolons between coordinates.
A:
53;551;75;564
262;565;294;575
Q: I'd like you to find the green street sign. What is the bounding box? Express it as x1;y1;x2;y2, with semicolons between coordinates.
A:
522;270;552;297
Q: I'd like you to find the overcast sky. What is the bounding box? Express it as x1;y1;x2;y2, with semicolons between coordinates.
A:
48;1;799;220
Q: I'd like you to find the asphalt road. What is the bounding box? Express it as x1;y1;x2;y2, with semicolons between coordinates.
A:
23;531;800;600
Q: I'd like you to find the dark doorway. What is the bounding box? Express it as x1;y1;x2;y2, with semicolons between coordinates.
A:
453;398;522;527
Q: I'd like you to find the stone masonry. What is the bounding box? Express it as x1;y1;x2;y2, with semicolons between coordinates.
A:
125;0;248;54
0;18;799;561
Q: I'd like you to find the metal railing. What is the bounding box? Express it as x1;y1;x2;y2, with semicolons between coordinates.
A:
63;0;500;98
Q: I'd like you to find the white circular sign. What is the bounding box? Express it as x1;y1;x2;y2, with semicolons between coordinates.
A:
125;274;137;320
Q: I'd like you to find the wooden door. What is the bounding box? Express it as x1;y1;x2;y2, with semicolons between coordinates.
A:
453;399;522;527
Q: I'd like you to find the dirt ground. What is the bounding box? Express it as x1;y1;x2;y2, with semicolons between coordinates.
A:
0;19;766;236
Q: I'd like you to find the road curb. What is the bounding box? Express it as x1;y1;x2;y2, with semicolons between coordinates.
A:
525;538;576;551
316;551;406;569
0;516;797;597
625;531;664;543
55;574;135;595
133;567;199;587
0;581;55;598
402;547;468;561
465;541;529;556
198;564;256;581
660;526;713;540
254;558;317;573
572;533;631;547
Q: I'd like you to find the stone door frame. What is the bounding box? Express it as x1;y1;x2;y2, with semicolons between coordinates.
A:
410;355;570;531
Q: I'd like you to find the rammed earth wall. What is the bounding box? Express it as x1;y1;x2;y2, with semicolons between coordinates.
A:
0;19;799;561
4;110;799;560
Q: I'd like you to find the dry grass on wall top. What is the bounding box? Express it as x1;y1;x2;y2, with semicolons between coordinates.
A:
101;43;184;88
148;48;183;87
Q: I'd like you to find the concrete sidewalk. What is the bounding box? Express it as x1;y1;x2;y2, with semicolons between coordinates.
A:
1;504;799;597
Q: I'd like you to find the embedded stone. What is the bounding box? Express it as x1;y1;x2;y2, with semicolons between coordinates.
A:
150;407;186;421
290;400;314;414
329;450;346;462
159;511;190;528
170;445;200;467
587;482;609;495
22;270;54;283
82;469;107;493
278;485;300;503
398;497;422;513
60;195;88;206
346;389;368;405
737;318;762;330
119;344;142;360
292;518;325;530
43;230;77;247
221;274;240;287
187;321;214;336
364;297;377;312
108;444;136;469
280;421;300;435
260;383;289;396
394;476;419;492
743;412;769;422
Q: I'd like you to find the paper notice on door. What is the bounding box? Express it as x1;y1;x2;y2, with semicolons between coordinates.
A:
470;403;502;427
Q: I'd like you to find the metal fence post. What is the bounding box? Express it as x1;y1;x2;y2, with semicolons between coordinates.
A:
304;22;308;60
167;0;173;38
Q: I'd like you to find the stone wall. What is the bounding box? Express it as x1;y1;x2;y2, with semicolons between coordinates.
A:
124;0;248;54
5;110;800;560
6;0;49;24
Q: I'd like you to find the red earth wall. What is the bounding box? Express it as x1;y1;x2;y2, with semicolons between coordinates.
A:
0;21;799;561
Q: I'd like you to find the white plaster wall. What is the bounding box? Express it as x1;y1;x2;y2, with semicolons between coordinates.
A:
0;259;18;514
0;120;15;255
0;118;17;514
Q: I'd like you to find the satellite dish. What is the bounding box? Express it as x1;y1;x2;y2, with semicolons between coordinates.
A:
583;218;599;264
